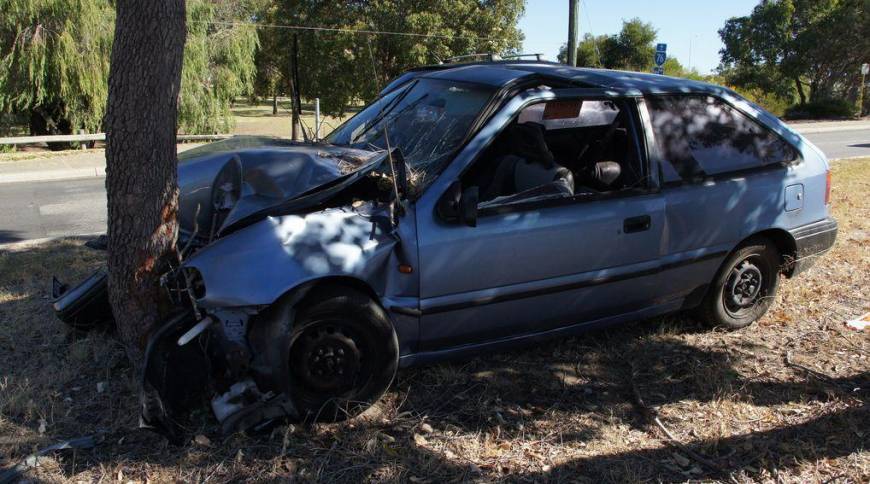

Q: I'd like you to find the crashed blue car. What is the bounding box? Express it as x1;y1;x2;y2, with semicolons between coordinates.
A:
53;60;837;435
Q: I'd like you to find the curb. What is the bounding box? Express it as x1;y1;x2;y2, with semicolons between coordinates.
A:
792;125;870;134
0;166;105;185
0;233;102;252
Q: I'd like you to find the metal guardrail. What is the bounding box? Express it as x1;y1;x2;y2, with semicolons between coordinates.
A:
0;133;233;146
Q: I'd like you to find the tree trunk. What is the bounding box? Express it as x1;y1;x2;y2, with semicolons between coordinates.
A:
104;0;186;372
289;75;300;140
272;93;278;116
794;77;807;105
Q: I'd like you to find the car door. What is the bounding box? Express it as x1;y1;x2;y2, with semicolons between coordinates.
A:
412;88;666;351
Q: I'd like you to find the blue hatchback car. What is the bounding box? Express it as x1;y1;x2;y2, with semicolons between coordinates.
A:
54;61;838;433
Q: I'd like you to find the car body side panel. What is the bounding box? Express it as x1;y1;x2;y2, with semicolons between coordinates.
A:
638;91;832;307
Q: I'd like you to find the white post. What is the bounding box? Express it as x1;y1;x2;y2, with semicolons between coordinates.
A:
314;98;321;141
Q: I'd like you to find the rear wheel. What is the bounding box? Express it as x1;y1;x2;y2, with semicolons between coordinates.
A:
698;239;780;329
284;288;398;422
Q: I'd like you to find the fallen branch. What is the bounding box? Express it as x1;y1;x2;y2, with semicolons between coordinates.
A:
625;361;735;480
783;351;863;396
0;436;96;484
783;351;839;385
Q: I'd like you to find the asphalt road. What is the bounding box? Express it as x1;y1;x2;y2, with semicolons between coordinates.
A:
802;128;870;160
0;177;106;244
0;129;867;245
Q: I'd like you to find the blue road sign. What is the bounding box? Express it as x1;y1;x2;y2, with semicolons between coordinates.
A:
656;43;667;53
653;66;664;75
655;51;667;66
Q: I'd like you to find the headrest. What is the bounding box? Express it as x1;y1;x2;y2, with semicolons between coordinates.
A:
503;122;554;167
591;161;621;187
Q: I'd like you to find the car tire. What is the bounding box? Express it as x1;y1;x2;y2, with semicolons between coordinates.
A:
284;288;399;422
698;238;781;330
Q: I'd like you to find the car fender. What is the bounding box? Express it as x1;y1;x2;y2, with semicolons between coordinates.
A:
182;207;402;309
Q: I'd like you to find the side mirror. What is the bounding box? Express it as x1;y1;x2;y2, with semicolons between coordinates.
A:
436;181;478;227
459;186;478;227
436;180;462;222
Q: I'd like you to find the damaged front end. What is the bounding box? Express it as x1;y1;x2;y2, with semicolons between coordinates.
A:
51;138;415;438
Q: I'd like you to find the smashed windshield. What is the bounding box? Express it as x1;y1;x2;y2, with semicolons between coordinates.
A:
327;78;494;187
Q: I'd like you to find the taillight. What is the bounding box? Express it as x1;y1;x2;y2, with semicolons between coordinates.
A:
825;170;832;206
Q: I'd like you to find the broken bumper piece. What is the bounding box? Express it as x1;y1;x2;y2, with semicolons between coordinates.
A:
138;309;299;439
51;268;114;331
211;380;298;435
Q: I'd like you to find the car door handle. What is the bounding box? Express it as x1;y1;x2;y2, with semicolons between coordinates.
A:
623;215;651;234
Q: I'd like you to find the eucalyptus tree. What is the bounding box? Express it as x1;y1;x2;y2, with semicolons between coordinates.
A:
257;0;525;116
558;19;658;72
718;0;868;105
104;0;186;372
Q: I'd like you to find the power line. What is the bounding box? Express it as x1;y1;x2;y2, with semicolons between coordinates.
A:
194;20;500;42
581;0;602;67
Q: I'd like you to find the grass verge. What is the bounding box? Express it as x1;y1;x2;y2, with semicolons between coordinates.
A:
1;159;868;483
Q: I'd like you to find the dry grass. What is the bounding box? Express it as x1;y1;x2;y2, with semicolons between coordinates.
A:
1;159;868;483
229;98;348;139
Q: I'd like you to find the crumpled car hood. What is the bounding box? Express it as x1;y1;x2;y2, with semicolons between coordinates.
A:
176;136;380;237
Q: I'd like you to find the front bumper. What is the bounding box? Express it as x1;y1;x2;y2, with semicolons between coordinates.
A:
788;217;838;276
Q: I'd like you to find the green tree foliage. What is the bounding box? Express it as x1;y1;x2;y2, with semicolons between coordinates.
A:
609;18;657;71
0;0;114;135
718;0;868;106
558;18;657;71
181;0;259;133
557;33;605;67
661;57;705;81
0;0;258;135
257;0;525;116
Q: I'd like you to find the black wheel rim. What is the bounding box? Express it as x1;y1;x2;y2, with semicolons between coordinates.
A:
290;319;370;399
723;255;766;318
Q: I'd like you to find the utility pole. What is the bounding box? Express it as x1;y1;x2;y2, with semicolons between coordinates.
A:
567;0;580;66
288;53;300;140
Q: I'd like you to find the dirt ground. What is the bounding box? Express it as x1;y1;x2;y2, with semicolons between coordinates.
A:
0;158;867;483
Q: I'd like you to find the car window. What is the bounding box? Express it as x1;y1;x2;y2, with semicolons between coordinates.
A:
647;96;798;182
517;100;620;130
465;97;646;211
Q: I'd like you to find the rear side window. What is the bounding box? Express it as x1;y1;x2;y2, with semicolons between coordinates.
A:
647;96;798;183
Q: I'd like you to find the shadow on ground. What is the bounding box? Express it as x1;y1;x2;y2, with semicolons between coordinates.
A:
0;230;28;245
0;237;867;482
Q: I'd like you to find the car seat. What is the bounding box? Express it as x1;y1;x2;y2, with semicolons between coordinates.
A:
482;123;575;200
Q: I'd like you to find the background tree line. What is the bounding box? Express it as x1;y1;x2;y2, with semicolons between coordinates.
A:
0;0;524;138
559;0;868;118
2;0;866;138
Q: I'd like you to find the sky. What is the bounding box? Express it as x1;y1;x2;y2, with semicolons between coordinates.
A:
517;0;761;74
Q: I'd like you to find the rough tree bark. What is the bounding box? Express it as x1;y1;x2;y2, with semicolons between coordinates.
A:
794;77;807;106
104;0;187;372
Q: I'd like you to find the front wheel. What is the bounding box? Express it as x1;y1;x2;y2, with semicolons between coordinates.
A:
698;239;781;329
284;288;399;422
